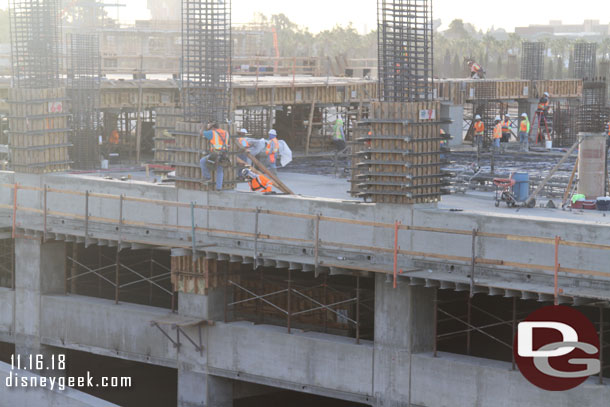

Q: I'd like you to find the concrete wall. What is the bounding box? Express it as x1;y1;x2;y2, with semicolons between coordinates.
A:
0;361;117;406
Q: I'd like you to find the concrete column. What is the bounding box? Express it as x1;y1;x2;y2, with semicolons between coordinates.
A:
518;100;538;124
440;103;464;146
14;238;66;376
178;367;233;407
372;274;435;407
177;260;234;406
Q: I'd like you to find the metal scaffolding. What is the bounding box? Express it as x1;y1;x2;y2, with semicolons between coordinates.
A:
182;0;232;124
377;0;434;102
521;42;544;81
573;42;597;80
8;0;62;89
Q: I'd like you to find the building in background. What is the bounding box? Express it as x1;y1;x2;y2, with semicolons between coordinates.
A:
515;20;610;39
147;0;181;21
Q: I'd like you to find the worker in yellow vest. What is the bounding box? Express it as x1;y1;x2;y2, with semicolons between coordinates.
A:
519;113;530;152
492;116;502;152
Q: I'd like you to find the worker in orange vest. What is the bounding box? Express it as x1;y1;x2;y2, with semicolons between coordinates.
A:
501;114;511;143
109;129;120;145
265;129;280;171
473;115;484;149
492;116;502;151
199;122;230;190
537;92;550;113
241;168;273;193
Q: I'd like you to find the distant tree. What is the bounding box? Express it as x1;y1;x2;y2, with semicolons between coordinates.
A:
445;19;470;40
556;56;564;79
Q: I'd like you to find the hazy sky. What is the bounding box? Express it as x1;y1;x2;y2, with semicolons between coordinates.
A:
1;0;609;33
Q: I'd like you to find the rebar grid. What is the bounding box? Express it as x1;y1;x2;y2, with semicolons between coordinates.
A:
67;33;102;169
182;0;232;124
377;0;434;102
521;42;544;81
579;80;607;133
573;42;597;80
552;100;580;147
9;0;62;88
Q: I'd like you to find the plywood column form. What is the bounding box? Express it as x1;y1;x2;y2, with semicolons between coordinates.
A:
354;101;443;204
373;274;435;406
13;238;66;377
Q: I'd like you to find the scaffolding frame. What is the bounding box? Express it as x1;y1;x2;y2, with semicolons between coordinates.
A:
521;42;544;81
182;0;232;124
9;0;62;89
377;0;433;102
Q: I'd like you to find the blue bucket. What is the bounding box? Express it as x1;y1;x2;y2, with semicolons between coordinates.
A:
512;172;529;202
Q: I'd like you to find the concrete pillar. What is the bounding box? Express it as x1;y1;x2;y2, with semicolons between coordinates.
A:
178;367;233;407
14;238;66;376
441;103;464;146
518;100;538;125
372;274;435;407
177;261;234;406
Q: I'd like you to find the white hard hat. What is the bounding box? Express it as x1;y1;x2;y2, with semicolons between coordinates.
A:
505;113;510;118
475;115;481;120
544;92;549;97
268;129;277;137
521;113;528;118
240;128;248;134
494;115;501;121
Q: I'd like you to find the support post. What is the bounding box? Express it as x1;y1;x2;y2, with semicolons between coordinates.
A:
254;207;260;268
287;269;292;334
433;288;438;357
554;235;560;305
466;294;472;355
305;88;317;155
471;228;477;293
43;184;47;241
512;296;517;371
314;214;320;268
115;247;120;304
84;190;89;247
356;275;360;344
12;183;18;239
600;306;604;385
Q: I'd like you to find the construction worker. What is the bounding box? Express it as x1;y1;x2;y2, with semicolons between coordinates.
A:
519;113;530;152
199;122;229;190
537;92;550;113
241;168;273;193
501;114;511;143
473;115;484;148
492;116;502;151
468;60;485;79
236;128;253;165
265;129;280;171
332;118;346;151
109;129;120;145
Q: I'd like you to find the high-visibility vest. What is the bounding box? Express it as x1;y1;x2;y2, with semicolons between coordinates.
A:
210;129;228;152
471;63;481;73
493;123;502;139
502;119;510;133
266;138;279;163
237;137;250;148
537;97;549;111
520;118;530;133
109;130;119;144
249;174;272;193
474;121;484;135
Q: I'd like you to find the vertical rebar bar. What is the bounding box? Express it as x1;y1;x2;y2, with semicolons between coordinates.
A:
433;287;438;357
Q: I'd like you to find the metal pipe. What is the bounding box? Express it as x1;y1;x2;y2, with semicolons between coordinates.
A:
84;190;89;247
224;262;228;323
466;294;472;355
356;275;360;344
12;183;18;239
323;273;328;333
43;185;47;242
149;249;153;305
254;207;259;269
114;247;119;304
314;214;320;268
393;220;400;288
470;228;477;294
287;269;292;334
554;235;560;305
433;288;438;357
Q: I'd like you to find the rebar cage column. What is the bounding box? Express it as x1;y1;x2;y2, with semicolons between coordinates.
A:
377;0;433;102
521;42;544;81
182;0;232;124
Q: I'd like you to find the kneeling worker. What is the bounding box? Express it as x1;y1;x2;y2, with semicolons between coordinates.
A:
241;168;273;193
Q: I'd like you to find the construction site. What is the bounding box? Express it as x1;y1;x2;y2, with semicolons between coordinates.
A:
0;0;609;406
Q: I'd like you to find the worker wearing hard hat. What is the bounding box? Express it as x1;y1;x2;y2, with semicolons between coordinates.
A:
236;128;254;165
519;113;530;152
537;92;550;113
492;116;502;151
241;168;273;193
332;118;346;151
265;129;280;171
501;114;511;144
473;115;484;149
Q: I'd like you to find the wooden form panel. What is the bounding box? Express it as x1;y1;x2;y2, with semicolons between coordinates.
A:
171;121;237;191
153;107;182;165
354;101;441;204
8;88;71;173
171;256;225;295
434;79;582;104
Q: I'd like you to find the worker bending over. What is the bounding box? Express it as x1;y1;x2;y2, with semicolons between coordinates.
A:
265;129;280;172
199;122;229;191
473;115;484;148
236;128;254;165
241;168;273;193
519;113;530;152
